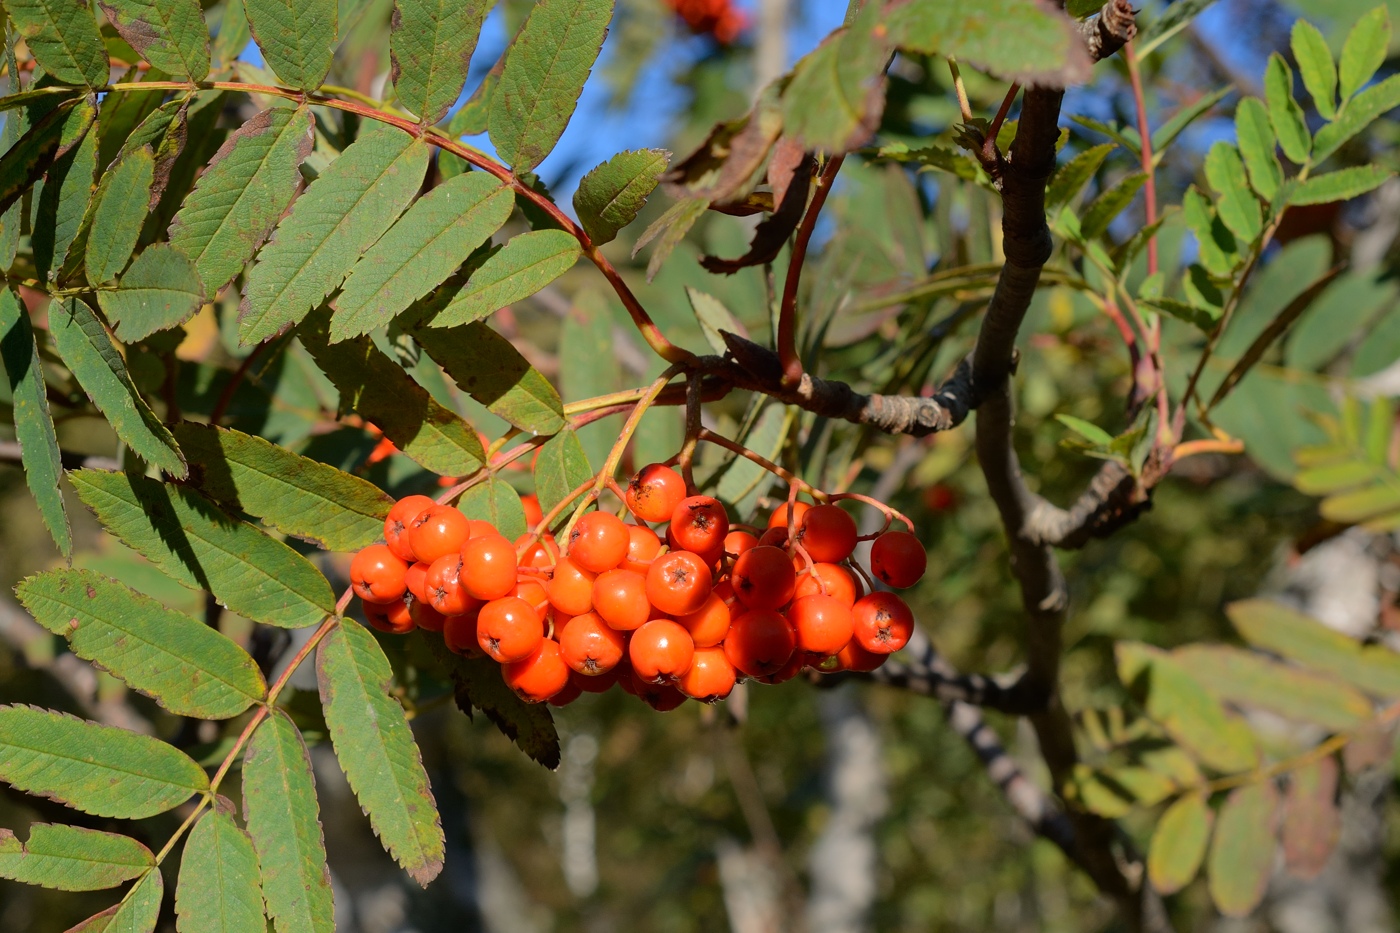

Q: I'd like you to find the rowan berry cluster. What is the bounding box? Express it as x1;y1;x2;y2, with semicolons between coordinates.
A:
664;0;747;44
348;464;926;710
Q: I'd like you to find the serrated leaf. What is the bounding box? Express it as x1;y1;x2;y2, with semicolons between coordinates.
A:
86;146;155;286
243;712;335;933
887;0;1086;87
1046;143;1115;212
0;705;208;819
685;286;743;356
298;306;486;475
32;121;96;279
634;195;704;282
1291;165;1394;206
245;0;336;89
1208;782;1278;918
533;428;591;515
1078;171;1146;241
317;622;444;885
0;289;71;556
488;0;613;171
1319;483;1400;523
1235;98;1282;201
173;422;393;551
457;474;528;539
1313;74;1400;164
783;0;891;152
16;568;266;718
427;229;580;328
68;469;335;628
239;126;428;345
1281;757;1339;880
1265;54;1311;165
1067;114;1141;157
168;107;313;296
1340;5;1390;101
1148;793;1212;895
99;0;211;80
574;148;668;246
66;905;119;932
331;172;513;340
175;808;265;933
1292;20;1336;119
0;97;96;218
0;824;153;891
1204;143;1261;242
98;244;206;342
7;0;109;86
390;0;490;124
1228;598;1400;698
49;297;186;477
1173;644;1373;730
413;322;566;435
105;867;162;933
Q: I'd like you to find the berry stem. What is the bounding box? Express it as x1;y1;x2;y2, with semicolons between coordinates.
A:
677;374;704;491
777;154;844;388
830;492;915;533
696;428;826;501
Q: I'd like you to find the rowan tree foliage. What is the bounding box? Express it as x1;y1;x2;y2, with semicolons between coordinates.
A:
1;0;1399;931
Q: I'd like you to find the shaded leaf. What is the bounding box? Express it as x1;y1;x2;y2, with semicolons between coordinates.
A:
700;155;813;274
31;120;96;279
533;428;591;514
7;0;109;86
887;0;1088;87
783;0;890;152
457;474;527;540
0;97;96;218
1046;142;1115;212
1148;793;1213;895
1291;19;1336;118
1079;172;1147;241
1265;54;1311;164
99;0;211;80
413;322;566;435
98;243;206;341
1312;74;1400;164
1291;165;1394;206
1339;5;1390;101
244;0;336;89
1235;97;1282;201
574;148;669;246
1227;598;1400;698
1208;782;1279;918
1281;757;1339;880
685;286;744;356
390;0;491;124
633;195;705;282
1173;644;1373;730
1204;143;1261;242
175;808;265;933
0;824;152;891
1320;483;1400;525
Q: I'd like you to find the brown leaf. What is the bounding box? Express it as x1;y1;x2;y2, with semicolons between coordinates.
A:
1281;757;1340;880
700;155;814;274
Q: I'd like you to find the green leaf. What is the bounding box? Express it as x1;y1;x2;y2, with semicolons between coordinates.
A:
1319;482;1400;524
212;0;251;67
1067;114;1141;158
634;195;704;282
6;0;109;86
244;0;336;89
1265;54;1311;164
1234;98;1283;201
783;0;891;152
1148;793;1213;896
1280;757;1339;880
533;428;591;514
169;107;315;296
1204;143;1262;242
1055;412;1115;449
887;0;1085;87
685;286;743;356
68;469;335;628
0;96;96;218
105;867;162;933
173;422;393;551
413;322;567;435
573;148;669;246
1339;5;1390;101
1291;165;1394;205
427;229;580;329
330;172;513;341
48;297;186;477
1079;172;1147;241
317;622;444;885
239;125;428;345
0;705;208;819
32;120;96;280
1045;142;1114;212
1173;644;1374;730
98;0;211;80
1291;19;1337;118
1294;458;1382;494
390;0;490;124
1228;598;1400;698
16;568;266;718
175;807;266;933
1151;86;1231;156
297;306;487;475
0;823;153;891
0;289;71;556
85;146;155;286
242;712;335;933
457;474;527;540
1181;186;1238;277
1312;74;1400;164
488;0;612;171
1207;782;1278;918
98;244;206;342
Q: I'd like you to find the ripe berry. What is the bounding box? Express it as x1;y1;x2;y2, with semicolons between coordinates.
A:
626;463;687;523
797;504;858;563
384;495;435;561
517;533;559;569
756;526;788;549
570;665;622;693
350;545;409;602
404;561;431;603
504;639;569;703
559;611;626;675
568;511;630;573
477;596;544;663
795;563;860;606
645;550;713;616
461;533;518;600
443;609;484;657
546;557;596;617
667;524;723;569
629;619;695;683
678;647;736;702
870;531;926;588
520;493;544;527
852;592;914;654
753;649;805;685
675;592;731;647
670;496;729;554
731;546;796;611
789;594;855;655
622;523;663;574
362;597;413;634
592;568;652;631
408;599;447;633
465;519;497;540
723;530;759;560
835;638;888;673
425;554;478;616
548;678;583;707
409;505;472;564
631;674;687;711
511;579;550;614
723;609;796;677
767;501;810;531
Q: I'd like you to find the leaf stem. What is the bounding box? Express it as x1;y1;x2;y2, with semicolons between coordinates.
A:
778;154;844;387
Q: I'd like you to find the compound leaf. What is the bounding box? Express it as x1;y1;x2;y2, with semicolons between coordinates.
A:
887;0;1087;86
175;807;265;933
0;97;96;218
0;824;152;891
1204;143;1261;242
86;146;155;286
533;427;591;514
98;243;206;342
1234;97;1282;201
1339;5;1390;101
1226;598;1400;698
1291;165;1394;206
783;0;891;152
6;0;109;86
1312;74;1400;164
98;0;211;80
1291;19;1336;118
244;0;336;89
1208;782;1279;918
1046;142;1114;212
1079;171;1147;240
1265;54;1311;164
413;322;566;435
104;867;162;933
1173;644;1375;730
1281;757;1340;880
390;0;491;124
573;148;669;245
428;229;580;329
1148;793;1212;896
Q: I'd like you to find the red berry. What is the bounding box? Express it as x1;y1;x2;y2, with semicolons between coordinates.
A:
504;639;569;703
558;611;626;675
678;646;736;702
546;557;596;617
408;599;447;633
767;501;810;531
669;496;730;554
425;554;478;616
789;594;855;655
628;619;695;683
409;505;472;564
723;609;796;677
477;597;544;663
730;546;796;611
568;511;630;573
676;591;731;647
622;523;663;574
443;608;484;657
350;544;409;602
870;531;926;588
645;550;713;616
520;493;544;527
592;568;652;631
626;464;687;523
852;592;914;654
362;597;413;634
461;533;518;600
834;638;888;673
384;495;435;562
794;563;860;606
797;504;858;563
570;665;622;693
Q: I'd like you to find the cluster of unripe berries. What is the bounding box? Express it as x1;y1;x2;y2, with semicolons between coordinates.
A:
348;464;927;710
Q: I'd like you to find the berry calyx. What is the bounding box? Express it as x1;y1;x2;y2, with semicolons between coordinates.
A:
645;550;713;616
626;463;687;523
852;592;914;654
558;611;626;675
669;495;730;554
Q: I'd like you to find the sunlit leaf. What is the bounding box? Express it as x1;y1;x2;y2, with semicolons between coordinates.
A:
175;806;266;933
1291;19;1336;118
99;0;211;80
1265;54;1311;164
1227;598;1400;698
7;0;109;86
0;824;152;891
244;0;336;88
457;475;528;540
1207;782;1278;917
1291;165;1394;206
390;0;491;124
427;229;580;329
1339;5;1390;101
1173;644;1373;730
1148;793;1212;895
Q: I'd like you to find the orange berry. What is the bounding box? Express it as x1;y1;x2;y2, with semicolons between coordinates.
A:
592;568;652;631
852;592;915;654
622;523;663;574
546;557;596;617
362;597;413;634
512;579;550;614
667;524;723;569
384;495;435;561
503;639;569;703
767;501;810;531
548;678;583;707
628;619;695;683
797;504;858;563
520;493;544;527
570;665;621;693
723;530;759;560
678;647;736;702
477;596;544;663
723;609;796;677
408;598;447;633
789;594;855;655
675;591;731;647
834;638;888;673
731;545;796;611
404;561;431;603
466;519;496;540
461;533;518;600
350;544;409;602
753;649;805;685
443;609;484;657
409;505;472;564
626;463;687;523
425;554;478;616
517;533;559;569
669;495;729;554
794;563;860;607
559;611;627;675
568;511;630;573
632;674;687;711
870;531;926;588
645;550;713;616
